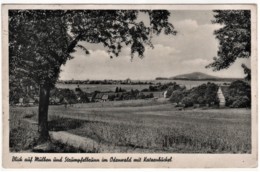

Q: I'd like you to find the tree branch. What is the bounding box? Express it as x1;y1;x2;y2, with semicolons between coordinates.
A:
67;33;83;53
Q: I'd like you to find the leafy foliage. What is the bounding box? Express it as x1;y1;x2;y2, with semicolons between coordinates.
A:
242;64;251;81
206;10;251;79
170;82;219;107
9;11;73;88
169;89;187;103
9;10;176;141
225;80;251;108
9;9;176;94
165;83;183;98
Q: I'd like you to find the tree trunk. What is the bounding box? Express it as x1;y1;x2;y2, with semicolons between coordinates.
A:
38;85;50;142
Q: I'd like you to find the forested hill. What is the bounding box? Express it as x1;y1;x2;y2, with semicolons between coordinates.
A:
156;72;243;81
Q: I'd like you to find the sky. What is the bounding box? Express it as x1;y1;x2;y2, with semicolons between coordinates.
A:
60;10;250;80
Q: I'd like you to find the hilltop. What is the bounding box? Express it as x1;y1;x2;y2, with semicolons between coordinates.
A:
156;72;242;81
170;72;219;80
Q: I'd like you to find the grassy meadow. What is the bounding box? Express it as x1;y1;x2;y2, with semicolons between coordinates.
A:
55;80;228;92
9;99;251;153
56;83;150;92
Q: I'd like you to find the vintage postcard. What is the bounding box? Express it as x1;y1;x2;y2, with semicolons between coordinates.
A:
2;4;257;168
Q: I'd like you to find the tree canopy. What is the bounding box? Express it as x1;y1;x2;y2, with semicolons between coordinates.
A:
9;10;177;142
9;10;177;88
206;10;251;80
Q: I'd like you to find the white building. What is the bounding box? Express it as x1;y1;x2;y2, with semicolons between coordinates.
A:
163;91;167;98
217;87;226;107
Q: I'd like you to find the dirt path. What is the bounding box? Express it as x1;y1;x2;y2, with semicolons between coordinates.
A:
49;131;163;153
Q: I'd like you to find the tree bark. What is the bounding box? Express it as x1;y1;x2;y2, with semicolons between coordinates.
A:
38;85;50;142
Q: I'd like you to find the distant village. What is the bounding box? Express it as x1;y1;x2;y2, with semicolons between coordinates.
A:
10;78;251;109
11;80;174;107
57;78;154;85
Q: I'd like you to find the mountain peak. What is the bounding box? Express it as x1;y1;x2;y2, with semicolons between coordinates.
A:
170;72;219;80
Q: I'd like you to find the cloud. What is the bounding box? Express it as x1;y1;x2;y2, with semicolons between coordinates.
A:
60;11;249;80
175;19;199;34
182;58;210;66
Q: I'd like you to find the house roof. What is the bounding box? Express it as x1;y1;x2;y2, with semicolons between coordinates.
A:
28;98;35;102
50;97;60;102
95;92;119;99
95;93;103;99
102;95;109;100
62;98;68;103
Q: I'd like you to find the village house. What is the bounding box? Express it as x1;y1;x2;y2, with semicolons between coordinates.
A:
94;93;104;102
15;97;36;106
50;97;61;105
34;96;39;103
101;94;109;102
87;94;94;102
153;92;165;98
15;98;24;106
125;78;131;84
27;98;35;106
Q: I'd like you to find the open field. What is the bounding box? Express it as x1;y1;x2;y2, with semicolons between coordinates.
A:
56;83;150;92
9;99;251;153
56;80;229;92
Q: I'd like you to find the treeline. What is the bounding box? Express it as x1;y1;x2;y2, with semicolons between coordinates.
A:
10;78;251;109
168;80;251;108
141;82;183;92
57;80;153;85
169;83;219;107
49;87;90;105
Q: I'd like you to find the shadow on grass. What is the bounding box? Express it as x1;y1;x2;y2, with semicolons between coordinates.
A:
32;141;99;153
48;116;85;131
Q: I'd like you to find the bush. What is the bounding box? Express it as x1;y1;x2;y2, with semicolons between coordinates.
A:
226;80;251;108
230;96;250;108
170;90;186;103
197;96;205;104
229;80;251;97
181;97;193;107
225;96;234;107
141;88;149;92
171;82;219;107
165;84;182;98
204;83;219;104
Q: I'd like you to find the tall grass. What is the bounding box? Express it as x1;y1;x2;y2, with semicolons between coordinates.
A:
48;107;251;153
67;115;251;153
9;104;251;153
9;108;39;152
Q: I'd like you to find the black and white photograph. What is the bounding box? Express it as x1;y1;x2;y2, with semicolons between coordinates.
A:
2;4;257;168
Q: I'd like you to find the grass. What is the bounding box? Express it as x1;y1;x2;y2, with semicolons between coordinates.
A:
56;83;150;92
9;100;251;153
69;99;169;108
9;108;88;153
56;80;228;92
66;109;251;153
9;108;39;152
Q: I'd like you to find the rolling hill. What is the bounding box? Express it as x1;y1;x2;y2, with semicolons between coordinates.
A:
156;72;242;81
170;72;220;80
